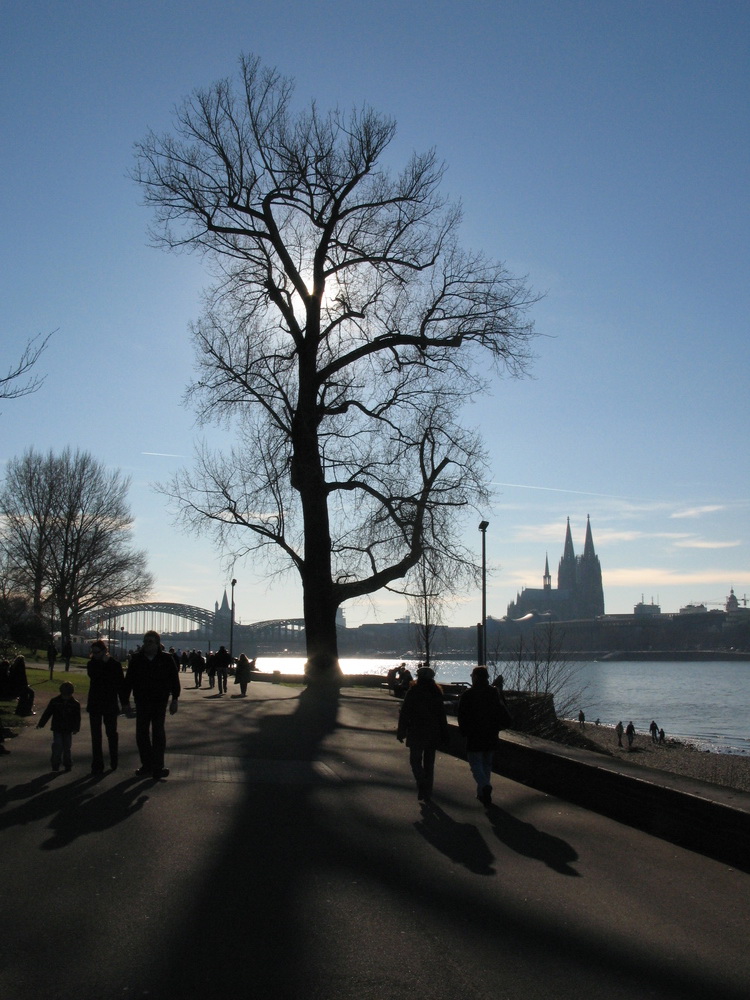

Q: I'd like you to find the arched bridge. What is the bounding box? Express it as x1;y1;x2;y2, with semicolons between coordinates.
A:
77;602;305;654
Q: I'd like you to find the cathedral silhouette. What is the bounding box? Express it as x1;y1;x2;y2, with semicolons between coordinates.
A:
506;516;605;621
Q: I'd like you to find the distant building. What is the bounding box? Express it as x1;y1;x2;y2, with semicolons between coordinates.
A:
506;516;605;621
634;598;661;617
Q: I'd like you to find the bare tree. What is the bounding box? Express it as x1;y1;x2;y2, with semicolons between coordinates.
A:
134;55;537;680
1;332;54;401
0;449;153;642
489;622;587;730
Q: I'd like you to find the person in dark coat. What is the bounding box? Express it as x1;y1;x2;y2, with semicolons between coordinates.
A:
213;645;232;695
397;666;449;801
86;639;126;773
37;681;81;772
457;666;511;807
123;630;180;780
234;653;254;696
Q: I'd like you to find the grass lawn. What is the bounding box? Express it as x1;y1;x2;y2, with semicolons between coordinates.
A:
1;660;92;735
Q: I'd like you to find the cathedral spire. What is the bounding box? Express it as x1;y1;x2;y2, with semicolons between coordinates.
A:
558;517;576;592
583;514;596;559
543;553;551;590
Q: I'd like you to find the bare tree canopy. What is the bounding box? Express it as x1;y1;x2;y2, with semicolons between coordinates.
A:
0;448;153;642
1;331;54;401
134;54;537;679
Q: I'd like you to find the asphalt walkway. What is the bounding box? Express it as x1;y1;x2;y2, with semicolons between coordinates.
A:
1;678;748;999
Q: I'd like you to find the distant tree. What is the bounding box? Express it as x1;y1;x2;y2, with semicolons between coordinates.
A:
1;332;54;402
134;54;537;680
0;448;153;643
405;546;472;669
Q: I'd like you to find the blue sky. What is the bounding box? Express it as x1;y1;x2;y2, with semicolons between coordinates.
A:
2;1;748;628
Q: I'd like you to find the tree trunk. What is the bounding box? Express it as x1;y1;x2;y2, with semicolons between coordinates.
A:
293;337;342;683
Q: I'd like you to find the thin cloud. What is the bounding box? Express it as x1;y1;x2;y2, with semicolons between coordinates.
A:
673;538;741;550
671;505;726;519
604;568;750;587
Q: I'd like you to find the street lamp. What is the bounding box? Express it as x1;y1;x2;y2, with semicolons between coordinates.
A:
478;520;489;666
229;578;237;658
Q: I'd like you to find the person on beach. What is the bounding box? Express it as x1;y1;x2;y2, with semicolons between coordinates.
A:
397;666;449;802
578;709;586;729
626;721;635;749
615;720;624;747
123;630;180;780
649;720;659;743
37;681;81;772
86;639;126;773
457;666;512;807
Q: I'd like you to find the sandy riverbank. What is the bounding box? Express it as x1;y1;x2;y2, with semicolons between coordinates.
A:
561;720;750;794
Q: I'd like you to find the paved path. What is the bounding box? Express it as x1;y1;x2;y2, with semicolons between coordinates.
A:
1;679;748;999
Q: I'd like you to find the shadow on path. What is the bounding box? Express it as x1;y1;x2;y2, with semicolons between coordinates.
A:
486;803;581;876
414;800;496;875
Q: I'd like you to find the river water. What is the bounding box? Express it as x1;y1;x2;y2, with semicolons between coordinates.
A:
254;655;750;756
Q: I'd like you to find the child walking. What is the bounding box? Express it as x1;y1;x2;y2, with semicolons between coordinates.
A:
37;681;81;772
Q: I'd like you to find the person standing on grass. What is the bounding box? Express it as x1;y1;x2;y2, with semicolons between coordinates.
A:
397;666;449;802
87;639;126;773
47;639;58;680
457;666;512;807
37;681;81;772
123;630;180;780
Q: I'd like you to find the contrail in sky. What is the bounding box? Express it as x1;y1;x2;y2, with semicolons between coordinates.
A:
142;451;185;459
491;482;637;501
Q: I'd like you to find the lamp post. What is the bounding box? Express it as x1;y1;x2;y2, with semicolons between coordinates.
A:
478;520;489;666
229;578;237;658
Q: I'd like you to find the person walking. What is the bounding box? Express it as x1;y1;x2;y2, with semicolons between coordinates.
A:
205;651;216;690
234;653;254;696
37;681;81;772
86;639;126;773
189;649;204;688
213;645;232;695
626;720;636;749
123;630;180;780
457;666;512;807
649;720;659;743
397;666;449;802
615;720;624;748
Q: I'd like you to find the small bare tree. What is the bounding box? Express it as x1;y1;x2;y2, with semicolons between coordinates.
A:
0;449;153;642
489;622;587;728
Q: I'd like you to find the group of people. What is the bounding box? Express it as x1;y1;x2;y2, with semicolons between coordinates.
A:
26;632;261;777
34;630;180;778
396;664;512;805
614;719;666;748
